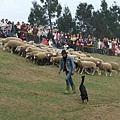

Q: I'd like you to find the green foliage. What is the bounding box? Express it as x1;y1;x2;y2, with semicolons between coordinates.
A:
57;6;76;33
40;0;62;30
28;0;120;38
28;1;48;26
75;2;94;36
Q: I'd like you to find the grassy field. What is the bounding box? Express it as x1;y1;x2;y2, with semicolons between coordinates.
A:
0;46;120;120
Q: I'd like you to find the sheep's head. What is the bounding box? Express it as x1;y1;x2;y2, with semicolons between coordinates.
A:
74;57;79;63
15;46;21;52
96;60;102;64
26;47;31;52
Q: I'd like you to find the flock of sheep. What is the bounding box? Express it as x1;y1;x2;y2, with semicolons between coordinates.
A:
0;37;120;76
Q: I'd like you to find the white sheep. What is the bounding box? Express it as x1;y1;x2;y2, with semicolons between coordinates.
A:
109;62;120;74
74;58;99;75
78;56;103;64
26;51;41;59
25;46;47;53
15;44;35;57
96;61;112;76
3;40;23;53
50;56;62;67
0;37;22;45
33;52;48;65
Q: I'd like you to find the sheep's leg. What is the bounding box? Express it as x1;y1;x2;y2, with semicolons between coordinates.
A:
75;67;79;72
21;52;24;57
33;58;36;63
109;72;112;76
96;67;100;75
81;68;84;74
11;47;13;54
85;69;91;74
78;67;80;73
78;67;81;73
92;69;95;75
18;51;21;55
98;69;101;75
104;70;107;76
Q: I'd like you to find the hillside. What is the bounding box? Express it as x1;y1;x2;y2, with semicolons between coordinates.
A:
0;46;120;120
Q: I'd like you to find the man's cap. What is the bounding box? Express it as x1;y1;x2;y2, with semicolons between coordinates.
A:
61;49;67;54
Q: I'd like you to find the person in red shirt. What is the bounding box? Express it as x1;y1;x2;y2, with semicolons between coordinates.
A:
42;37;48;46
20;33;26;41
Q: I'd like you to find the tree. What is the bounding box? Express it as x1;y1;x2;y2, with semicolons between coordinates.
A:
40;0;62;30
91;0;120;39
75;2;94;36
28;1;47;26
57;6;76;33
109;1;120;38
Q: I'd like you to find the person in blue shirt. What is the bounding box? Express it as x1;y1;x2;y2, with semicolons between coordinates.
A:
58;49;76;94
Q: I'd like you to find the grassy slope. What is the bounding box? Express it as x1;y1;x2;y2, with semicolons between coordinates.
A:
0;47;120;120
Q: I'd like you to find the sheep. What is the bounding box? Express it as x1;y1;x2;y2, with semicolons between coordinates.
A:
26;51;41;59
96;60;112;76
25;51;41;63
68;54;77;60
74;58;99;75
66;48;74;52
68;51;87;57
0;37;22;45
33;52;48;65
15;44;35;57
25;46;47;53
38;52;58;65
79;56;103;64
45;52;59;60
109;62;120;74
3;40;23;53
50;56;62;67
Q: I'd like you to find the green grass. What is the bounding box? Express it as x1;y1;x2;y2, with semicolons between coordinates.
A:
0;47;120;120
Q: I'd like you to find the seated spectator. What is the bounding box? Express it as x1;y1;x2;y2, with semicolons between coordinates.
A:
20;33;26;40
92;37;98;48
42;37;48;46
108;40;112;49
76;40;80;46
6;29;13;37
100;40;105;49
97;39;101;49
103;37;109;48
1;28;7;38
75;40;80;51
87;39;92;47
79;36;84;46
48;38;55;47
63;42;69;50
113;43;120;56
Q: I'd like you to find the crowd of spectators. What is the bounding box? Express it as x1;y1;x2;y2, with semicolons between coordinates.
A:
0;18;120;56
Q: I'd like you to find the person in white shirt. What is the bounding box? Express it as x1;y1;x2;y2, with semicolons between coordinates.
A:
108;40;112;49
63;42;69;50
48;38;55;47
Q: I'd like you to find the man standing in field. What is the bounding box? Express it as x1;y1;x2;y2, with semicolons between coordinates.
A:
58;49;76;94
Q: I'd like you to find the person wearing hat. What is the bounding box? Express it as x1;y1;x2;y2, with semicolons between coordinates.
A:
58;49;76;94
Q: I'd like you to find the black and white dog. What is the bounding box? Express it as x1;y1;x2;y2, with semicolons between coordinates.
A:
79;76;88;103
